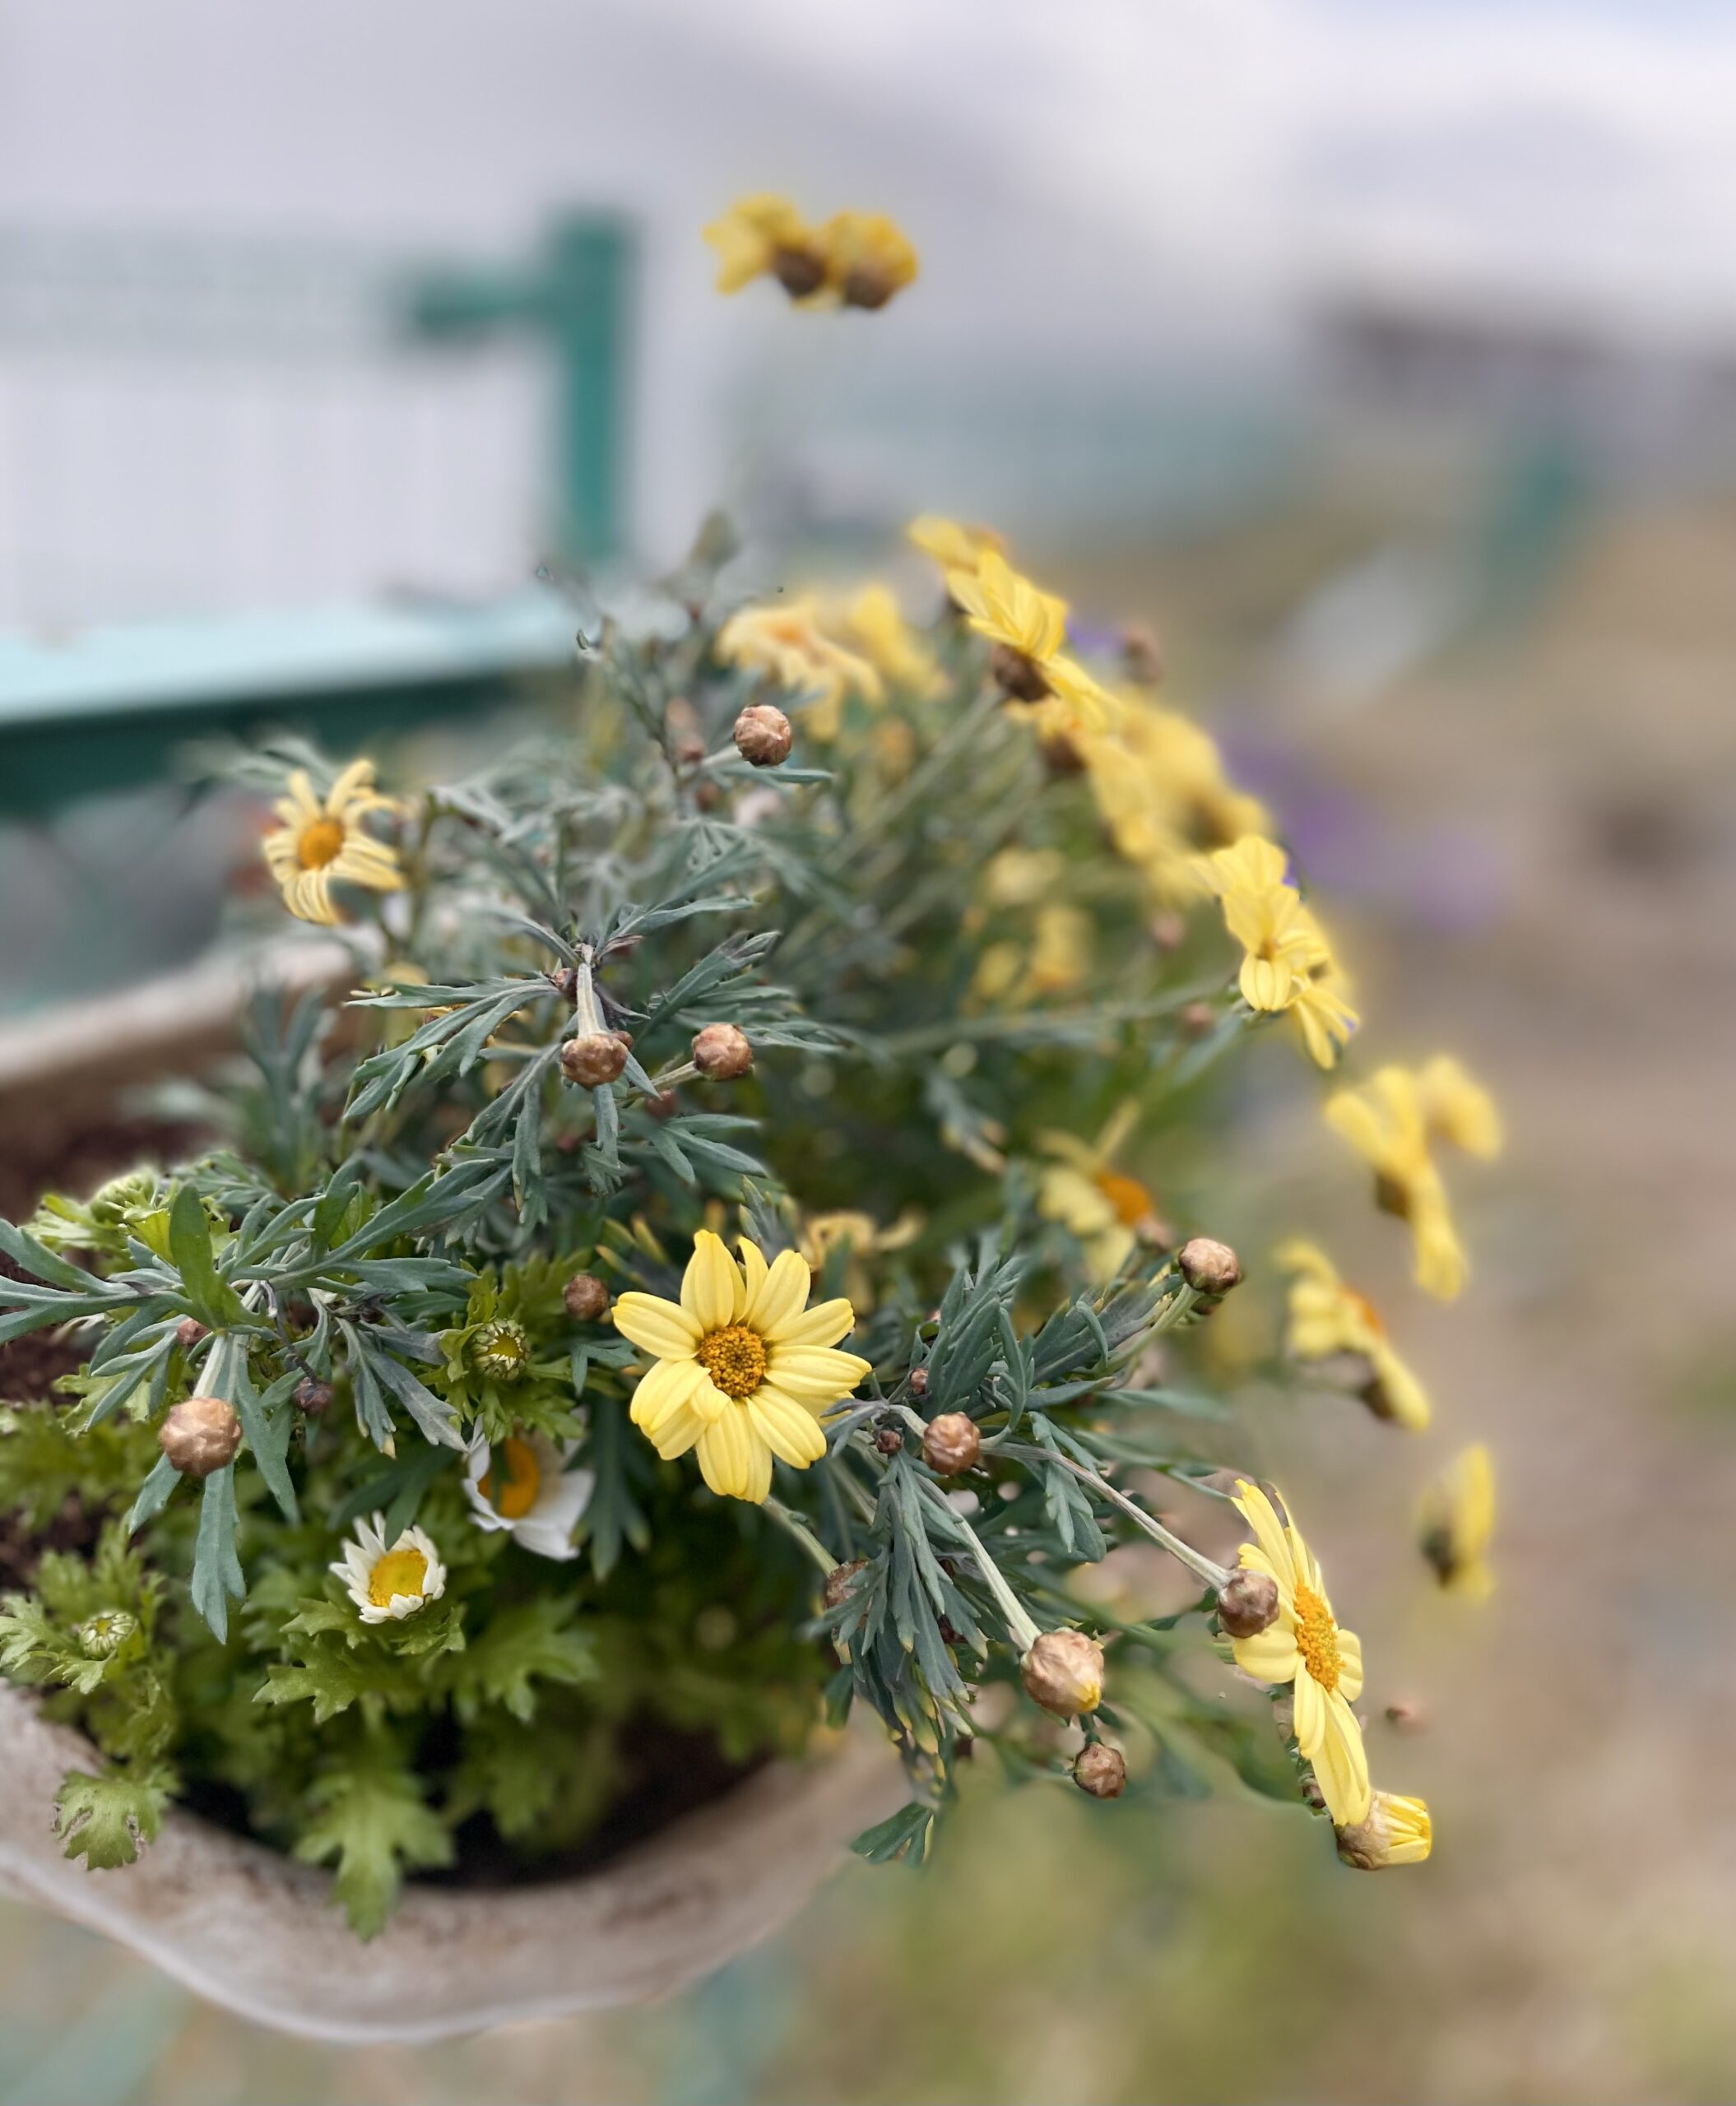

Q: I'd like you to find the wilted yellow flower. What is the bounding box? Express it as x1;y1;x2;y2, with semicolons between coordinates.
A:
703;193;823;296
262;761;402;926
817;210;919;309
716;597;884;738
1276;1239;1430;1431
1335;1790;1432;1870
1325;1060;1500;1300
907;513;1005;575
842;584;942;696
1229;1479;1371;1826
1037;1102;1167;1278
1196;837;1357;1069
1418;1443;1495;1598
612;1232;870;1504
799;1208;922;1311
945;551;1116;735
1080;698;1272;902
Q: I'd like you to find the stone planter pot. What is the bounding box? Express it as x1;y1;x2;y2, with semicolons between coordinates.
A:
0;951;907;2040
0;1687;905;2042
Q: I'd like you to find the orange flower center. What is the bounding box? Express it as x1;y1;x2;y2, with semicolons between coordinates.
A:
479;1435;541;1520
1094;1170;1155;1230
297;816;347;869
367;1547;428;1608
1292;1580;1342;1693
695;1323;768;1400
1345;1287;1386;1338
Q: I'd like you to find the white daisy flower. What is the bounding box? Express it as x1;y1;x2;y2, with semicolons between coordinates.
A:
332;1512;448;1623
462;1429;593;1562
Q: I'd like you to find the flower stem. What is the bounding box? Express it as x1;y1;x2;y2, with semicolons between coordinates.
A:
1003;1443;1231;1590
917;1480;1042;1651
763;1496;839;1577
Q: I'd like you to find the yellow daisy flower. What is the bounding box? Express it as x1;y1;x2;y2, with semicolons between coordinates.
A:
1036;1102;1167;1278
1079;698;1273;903
1228;1478;1372;1826
1418;1443;1495;1598
842;584;943;696
1276;1239;1431;1431
944;550;1116;734
816;210;919;310
703;193;824;297
611;1231;871;1504
1196;837;1358;1069
1324;1060;1500;1300
907;513;1005;576
1336;1789;1432;1870
716;597;884;738
261;761;402;927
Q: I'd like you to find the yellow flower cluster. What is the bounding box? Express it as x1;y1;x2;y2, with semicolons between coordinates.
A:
1079;698;1273;904
941;547;1118;740
703;196;917;311
1196;836;1358;1069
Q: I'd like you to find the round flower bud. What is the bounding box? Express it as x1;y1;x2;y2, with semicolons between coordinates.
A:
77;1609;138;1658
1334;1790;1433;1871
560;1032;629;1088
1020;1629;1105;1719
1120;623;1165;687
922;1412;981;1477
1147;912;1186;953
160;1395;242;1478
1073;1743;1127;1799
692;1023;754;1080
907;1366;930;1400
773;244;828;299
732;703;794;768
840;264;898;312
1216;1567;1280;1639
471;1319;531;1384
673;731;708;768
1178;1000;1217;1040
824;1558;867;1611
1177;1236;1242;1297
875;1424;904;1456
294;1377;334;1416
987;641;1051;703
174;1316;207;1350
647;1088;681;1121
549;965;578;1000
563;1272;611;1323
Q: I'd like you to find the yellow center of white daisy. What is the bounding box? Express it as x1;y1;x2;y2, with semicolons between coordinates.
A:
695;1323;768;1400
367;1547;429;1608
1292;1580;1342;1693
480;1435;541;1520
297;816;347;869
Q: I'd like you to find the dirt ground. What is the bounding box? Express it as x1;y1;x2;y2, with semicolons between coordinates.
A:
3;497;1734;2104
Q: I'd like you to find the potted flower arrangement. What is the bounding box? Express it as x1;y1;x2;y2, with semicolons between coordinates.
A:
0;201;1500;2043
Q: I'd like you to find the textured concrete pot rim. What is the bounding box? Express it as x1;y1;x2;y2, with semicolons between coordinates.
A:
0;953;908;2039
0;1687;906;2042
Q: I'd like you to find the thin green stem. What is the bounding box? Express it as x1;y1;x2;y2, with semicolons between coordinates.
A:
1003;1442;1231;1590
763;1496;839;1576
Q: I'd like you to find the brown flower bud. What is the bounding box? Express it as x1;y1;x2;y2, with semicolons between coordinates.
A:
987;641;1051;703
174;1317;207;1349
1021;1630;1105;1718
1178;1236;1242;1297
907;1366;930;1400
673;731;708;767
563;1272;611;1323
694;779;725;814
159;1395;242;1478
560;1032;629;1088
1178;1000;1217;1040
692;1023;753;1080
549;965;578;1000
1120;623;1165;686
875;1424;904;1455
773;244;827;299
922;1413;981;1477
1038;732;1086;777
1147;912;1186;953
1073;1743;1127;1799
840;264;897;312
824;1558;867;1611
293;1377;333;1416
646;1088;680;1120
732;703;794;768
1216;1567;1280;1639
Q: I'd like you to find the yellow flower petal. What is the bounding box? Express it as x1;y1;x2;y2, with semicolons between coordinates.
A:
764;1343;870;1405
628;1353;706;1434
680;1231;744;1334
612;1292;702;1362
696;1408;772;1503
764;1295;856;1350
1230;1624;1301;1684
1336;1626;1364;1704
1232;1482;1299;1598
747;1385;829;1467
743;1246;811;1336
1313;1689;1372;1825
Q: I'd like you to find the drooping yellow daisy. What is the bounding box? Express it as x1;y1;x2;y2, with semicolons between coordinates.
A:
1034;1101;1168;1278
612;1231;871;1503
842;584;943;697
1325;1060;1499;1300
1228;1478;1372;1826
817;210;919;310
945;550;1116;735
1335;1789;1433;1870
716;597;884;736
907;513;1005;576
1196;837;1358;1069
332;1513;447;1625
1418;1443;1495;1598
262;761;402;926
703;194;824;297
1276;1239;1431;1431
